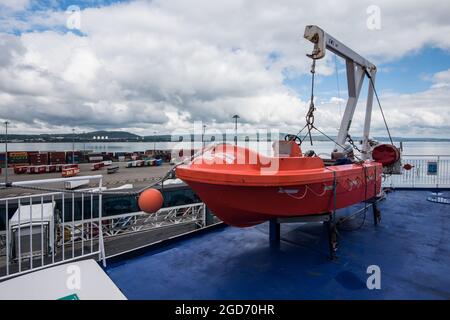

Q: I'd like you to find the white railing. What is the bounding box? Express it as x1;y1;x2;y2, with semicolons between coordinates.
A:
0;175;106;281
0;174;207;281
382;155;450;188
61;203;206;242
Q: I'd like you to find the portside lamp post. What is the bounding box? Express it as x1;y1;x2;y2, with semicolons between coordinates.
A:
83;131;86;154
232;115;239;146
72;128;75;164
202;124;207;149
4;121;9;184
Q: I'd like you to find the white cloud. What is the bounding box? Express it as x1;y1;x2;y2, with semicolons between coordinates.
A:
0;0;29;11
431;69;450;88
0;0;449;137
310;71;450;138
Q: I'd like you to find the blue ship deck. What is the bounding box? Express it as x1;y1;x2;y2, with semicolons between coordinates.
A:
105;190;450;299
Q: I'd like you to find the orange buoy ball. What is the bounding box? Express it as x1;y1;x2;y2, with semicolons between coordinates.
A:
138;188;164;214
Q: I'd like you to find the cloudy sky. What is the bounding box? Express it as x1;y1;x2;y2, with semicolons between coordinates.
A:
0;0;450;138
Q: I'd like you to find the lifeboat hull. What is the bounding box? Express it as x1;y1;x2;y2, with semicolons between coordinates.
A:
176;144;382;227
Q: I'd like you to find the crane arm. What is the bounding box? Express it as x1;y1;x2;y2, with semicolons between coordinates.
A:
303;25;377;159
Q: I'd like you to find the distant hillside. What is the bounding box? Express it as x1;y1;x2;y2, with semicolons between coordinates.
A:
83;131;141;140
4;130;143;142
2;130;450;143
143;134;173;142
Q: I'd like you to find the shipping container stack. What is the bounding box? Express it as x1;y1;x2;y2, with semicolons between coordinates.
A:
49;151;66;165
29;152;49;165
1;148;173;174
0;152;5;168
7;151;28;167
88;153;104;163
116;152;133;161
125;153;133;161
103;152;114;161
79;150;92;163
145;150;172;162
66;151;82;164
114;152;126;162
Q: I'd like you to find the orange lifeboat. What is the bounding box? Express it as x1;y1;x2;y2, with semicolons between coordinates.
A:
176;142;382;227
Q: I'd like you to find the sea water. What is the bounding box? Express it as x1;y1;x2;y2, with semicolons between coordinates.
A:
0;141;448;156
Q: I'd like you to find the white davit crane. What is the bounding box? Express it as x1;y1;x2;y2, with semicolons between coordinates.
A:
304;25;377;160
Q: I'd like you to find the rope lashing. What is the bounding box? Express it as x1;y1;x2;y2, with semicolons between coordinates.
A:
280;183;329;200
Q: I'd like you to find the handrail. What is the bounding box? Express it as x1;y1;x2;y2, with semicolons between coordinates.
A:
402;154;450;157
0;175;103;187
0;175;106;281
60;203;205;225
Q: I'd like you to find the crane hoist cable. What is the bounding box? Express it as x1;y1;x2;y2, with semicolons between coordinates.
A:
296;57;394;161
305;58;317;145
299;57;365;162
364;69;394;146
334;54;343;118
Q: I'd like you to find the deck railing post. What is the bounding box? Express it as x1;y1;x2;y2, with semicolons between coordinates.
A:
437;156;440;189
5;200;9;276
202;204;206;227
29;196;33;269
62;193;65;262
98;177;106;267
40;196;44;268
18;198;21;272
51;195;55;264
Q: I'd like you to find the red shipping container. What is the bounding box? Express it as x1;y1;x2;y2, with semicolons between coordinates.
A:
50;160;65;165
62;167;80;177
49;152;66;162
50;151;65;156
91;162;105;171
63;164;79;170
37;166;46;174
28;165;46;174
29;153;49;165
14;166;27;174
